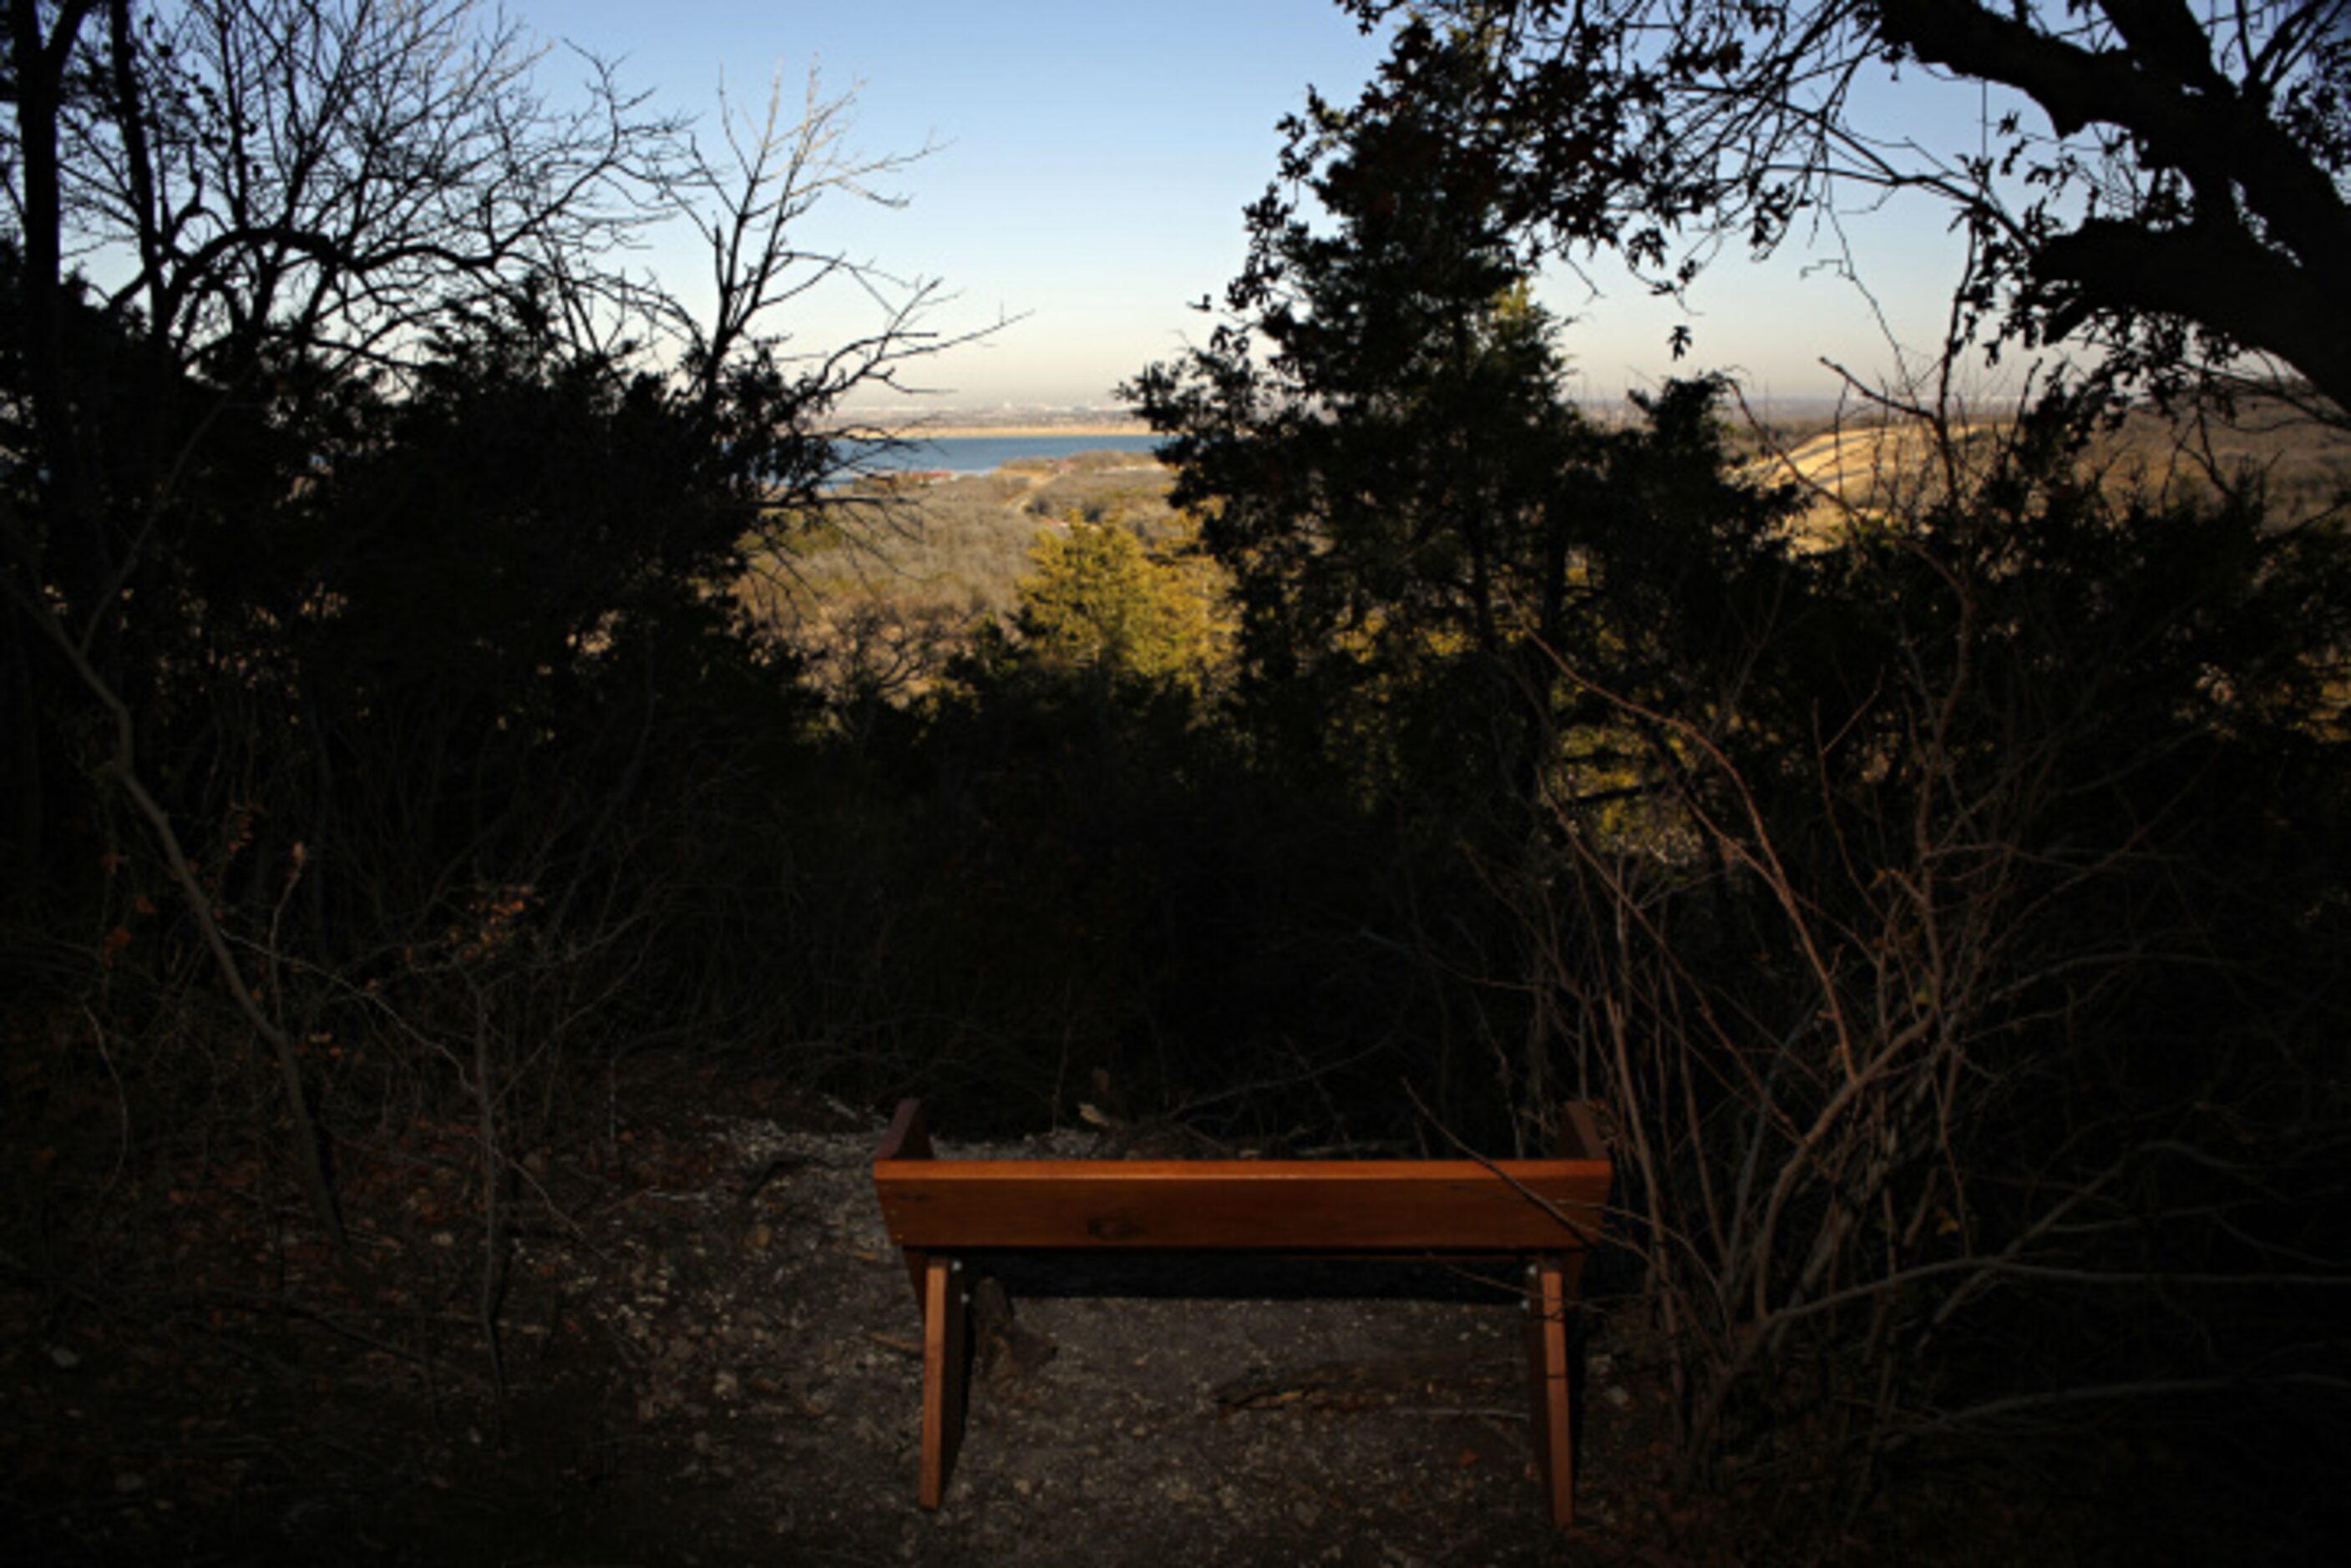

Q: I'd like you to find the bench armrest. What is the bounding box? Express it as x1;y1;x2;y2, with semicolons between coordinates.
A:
1557;1101;1607;1163
877;1099;934;1163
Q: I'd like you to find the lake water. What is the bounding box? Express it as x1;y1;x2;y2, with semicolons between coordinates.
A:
852;432;1166;475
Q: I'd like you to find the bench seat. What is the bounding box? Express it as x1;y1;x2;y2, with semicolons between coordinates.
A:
871;1100;1611;1525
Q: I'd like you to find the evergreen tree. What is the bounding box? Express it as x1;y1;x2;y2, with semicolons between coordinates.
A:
1011;520;1217;697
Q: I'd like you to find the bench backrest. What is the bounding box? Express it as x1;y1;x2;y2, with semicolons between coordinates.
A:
872;1100;1609;1253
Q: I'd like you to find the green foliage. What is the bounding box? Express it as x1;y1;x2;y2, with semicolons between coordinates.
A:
1133;93;1553;792
1129;29;1803;827
752;456;1194;713
1351;2;2351;419
9;16;2347;1558
1127;9;2351;1541
1006;521;1217;696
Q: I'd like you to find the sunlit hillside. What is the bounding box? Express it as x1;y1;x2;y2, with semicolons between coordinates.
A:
742;451;1183;701
1749;401;2350;542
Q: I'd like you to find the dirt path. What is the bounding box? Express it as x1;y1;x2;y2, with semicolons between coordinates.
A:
6;1071;1699;1565
494;1105;1634;1565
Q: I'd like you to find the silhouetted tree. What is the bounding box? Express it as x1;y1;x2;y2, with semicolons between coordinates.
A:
1132;33;1596;812
1132;23;1814;1130
1138;8;2351;1540
3;1;957;1257
1351;1;2351;416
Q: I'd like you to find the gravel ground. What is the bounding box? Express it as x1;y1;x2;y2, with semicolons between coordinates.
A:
554;1110;1624;1566
3;1076;1678;1566
9;1067;2210;1567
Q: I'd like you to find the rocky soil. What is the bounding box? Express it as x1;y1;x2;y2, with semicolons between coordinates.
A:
7;1060;2184;1567
3;1065;1714;1567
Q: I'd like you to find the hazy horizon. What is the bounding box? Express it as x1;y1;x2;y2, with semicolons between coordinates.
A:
512;2;2050;412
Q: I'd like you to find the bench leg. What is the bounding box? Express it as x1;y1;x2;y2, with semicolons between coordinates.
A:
1523;1252;1583;1526
918;1254;970;1509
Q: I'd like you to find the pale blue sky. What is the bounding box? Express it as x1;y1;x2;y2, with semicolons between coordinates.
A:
513;1;2002;412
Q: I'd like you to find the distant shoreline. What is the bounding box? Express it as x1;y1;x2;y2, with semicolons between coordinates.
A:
899;422;1156;440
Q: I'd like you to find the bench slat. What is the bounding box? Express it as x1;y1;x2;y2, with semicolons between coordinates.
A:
872;1101;1613;1525
874;1159;1607;1251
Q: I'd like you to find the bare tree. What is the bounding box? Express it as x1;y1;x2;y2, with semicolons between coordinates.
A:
1523;390;2351;1500
4;0;971;1273
57;0;666;379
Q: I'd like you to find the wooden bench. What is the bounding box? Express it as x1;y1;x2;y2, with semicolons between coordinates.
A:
871;1100;1611;1525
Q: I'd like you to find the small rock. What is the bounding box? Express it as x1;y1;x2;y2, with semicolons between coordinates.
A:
114;1472;145;1494
1603;1384;1634;1410
746;1223;773;1252
47;1345;80;1370
712;1370;740;1401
